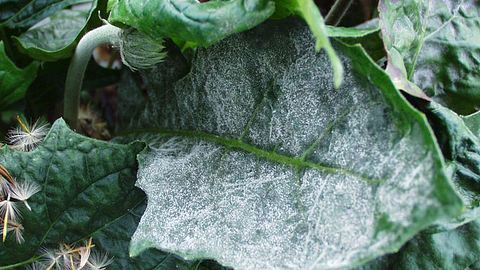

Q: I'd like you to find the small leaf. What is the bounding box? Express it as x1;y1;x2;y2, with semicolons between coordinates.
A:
0;42;39;109
13;2;98;61
117;19;462;270
107;0;275;47
378;0;480;113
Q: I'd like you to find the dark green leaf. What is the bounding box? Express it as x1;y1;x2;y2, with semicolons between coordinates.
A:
0;42;39;109
0;118;168;269
424;102;480;228
107;0;275;47
0;0;89;30
378;0;480;113
13;1;98;61
116;19;462;270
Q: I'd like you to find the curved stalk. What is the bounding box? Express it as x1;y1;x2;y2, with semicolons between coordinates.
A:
64;24;121;129
325;0;354;26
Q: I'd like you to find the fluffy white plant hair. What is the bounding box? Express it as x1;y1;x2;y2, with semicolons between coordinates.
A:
118;28;167;71
6;118;50;152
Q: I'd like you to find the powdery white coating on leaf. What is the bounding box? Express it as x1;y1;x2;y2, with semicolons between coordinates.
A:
128;19;459;270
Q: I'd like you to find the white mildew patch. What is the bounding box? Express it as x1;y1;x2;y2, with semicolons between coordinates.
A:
128;19;461;270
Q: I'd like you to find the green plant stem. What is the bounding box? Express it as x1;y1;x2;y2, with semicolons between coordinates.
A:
325;0;354;26
64;24;121;129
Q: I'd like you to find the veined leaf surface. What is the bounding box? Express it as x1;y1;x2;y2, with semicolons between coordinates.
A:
117;19;462;270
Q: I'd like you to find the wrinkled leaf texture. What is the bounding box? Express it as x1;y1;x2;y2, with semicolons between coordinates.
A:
424;102;480;229
379;0;480;114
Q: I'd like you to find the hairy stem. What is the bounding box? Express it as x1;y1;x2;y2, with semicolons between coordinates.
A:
64;24;121;129
325;0;354;26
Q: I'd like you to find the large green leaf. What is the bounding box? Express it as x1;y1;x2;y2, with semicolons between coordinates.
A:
0;119;180;269
0;42;39;109
0;0;89;29
358;220;480;270
12;1;98;61
107;0;275;47
378;0;480;114
116;19;462;270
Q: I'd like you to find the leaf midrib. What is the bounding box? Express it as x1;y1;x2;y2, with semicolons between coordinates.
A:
121;128;385;184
